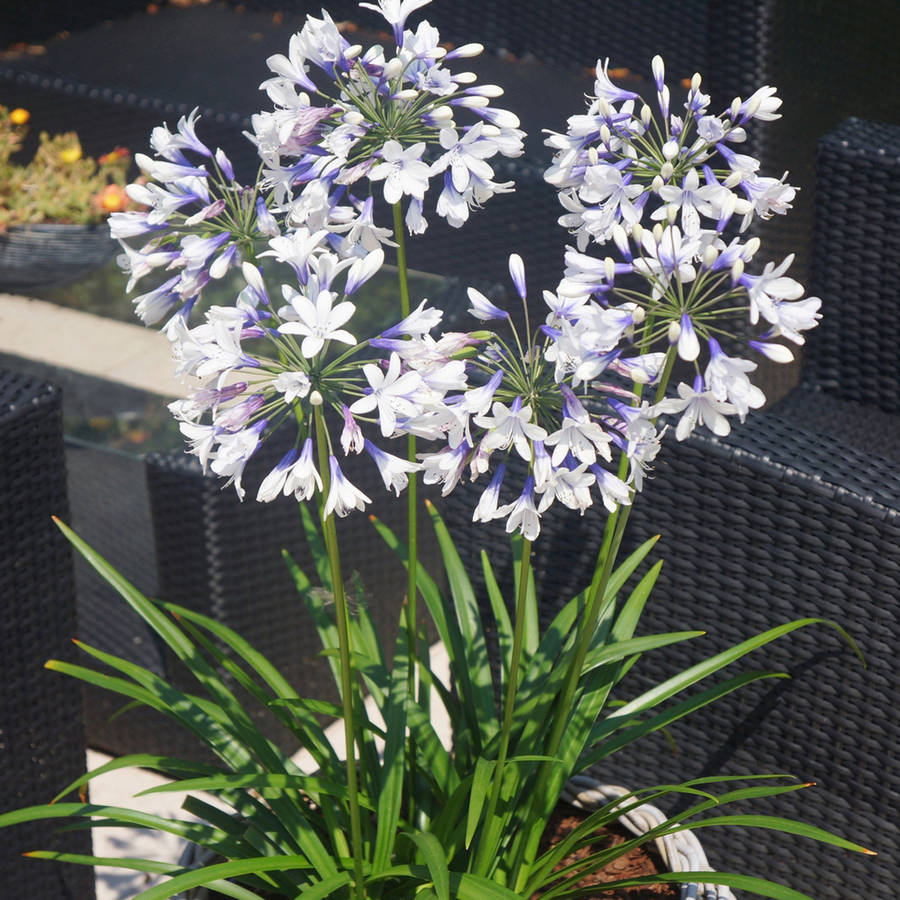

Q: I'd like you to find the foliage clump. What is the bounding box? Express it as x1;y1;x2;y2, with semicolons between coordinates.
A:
0;104;135;231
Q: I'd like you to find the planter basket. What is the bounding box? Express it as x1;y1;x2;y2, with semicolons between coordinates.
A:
0;222;116;293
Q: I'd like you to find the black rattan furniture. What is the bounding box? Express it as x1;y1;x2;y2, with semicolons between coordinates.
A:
0;370;95;899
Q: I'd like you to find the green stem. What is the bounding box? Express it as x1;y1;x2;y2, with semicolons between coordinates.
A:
513;346;680;884
472;536;533;878
312;405;366;900
392;200;421;828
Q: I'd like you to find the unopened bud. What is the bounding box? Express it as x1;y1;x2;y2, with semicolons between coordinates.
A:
310;390;324;407
660;161;674;180
632;305;646;324
731;258;745;282
631;222;644;243
345;44;363;60
382;57;403;80
449;42;484;58
702;245;718;268
666;204;678;225
599;124;611;145
652;223;664;242
724;170;743;189
667;320;682;344
611;222;629;256
641;104;652;126
454;71;477;84
743;236;761;258
597;98;612;119
431;46;447;59
457;95;489;108
691;72;702;92
395;89;418;101
651;55;665;87
651;174;665;193
480;123;500;136
427;105;453;124
604;256;616;281
730;97;742;120
745;95;761;119
587;145;599;166
343;110;365;126
662;139;679;161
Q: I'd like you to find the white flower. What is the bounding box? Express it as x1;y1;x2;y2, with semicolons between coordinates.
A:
210;421;266;500
544;387;613;466
358;0;431;42
536;464;595;514
472;463;506;523
278;288;356;358
496;477;541;541
257;448;300;502
742;255;805;325
349;353;424;437
324;456;371;516
340;406;365;454
473;397;548;460
704;338;765;419
178;421;218;473
369;140;431;204
365;440;420;496
590;465;632;512
429;123;496;192
420;441;471;496
283;439;323;501
274;370;311;403
654;379;736;441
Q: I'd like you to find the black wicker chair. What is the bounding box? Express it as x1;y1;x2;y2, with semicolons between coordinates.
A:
0;370;95;899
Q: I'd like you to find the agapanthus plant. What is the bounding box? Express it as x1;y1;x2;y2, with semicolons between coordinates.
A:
0;20;874;900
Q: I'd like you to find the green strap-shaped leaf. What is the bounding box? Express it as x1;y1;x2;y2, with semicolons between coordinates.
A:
426;502;497;746
481;549;512;686
131;856;318;900
465;757;496;849
137;773;370;809
600;617;860;733
0;803;230;845
52;753;222;804
372;608;410;873
406;831;451;900
23;853;265;900
678;814;875;855
581;670;789;769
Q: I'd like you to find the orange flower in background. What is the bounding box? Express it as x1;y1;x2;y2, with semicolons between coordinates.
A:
98;146;130;165
9;107;29;125
94;183;130;213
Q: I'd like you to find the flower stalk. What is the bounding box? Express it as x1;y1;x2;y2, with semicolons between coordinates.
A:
313;402;366;900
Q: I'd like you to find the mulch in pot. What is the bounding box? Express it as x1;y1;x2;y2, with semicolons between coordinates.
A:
533;801;680;899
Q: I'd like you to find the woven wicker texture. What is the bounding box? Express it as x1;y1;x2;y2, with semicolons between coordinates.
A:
0;370;95;899
444;410;897;899
802;117;900;411
0;223;117;293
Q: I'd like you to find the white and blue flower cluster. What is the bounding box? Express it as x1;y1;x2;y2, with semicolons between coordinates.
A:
115;22;821;542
